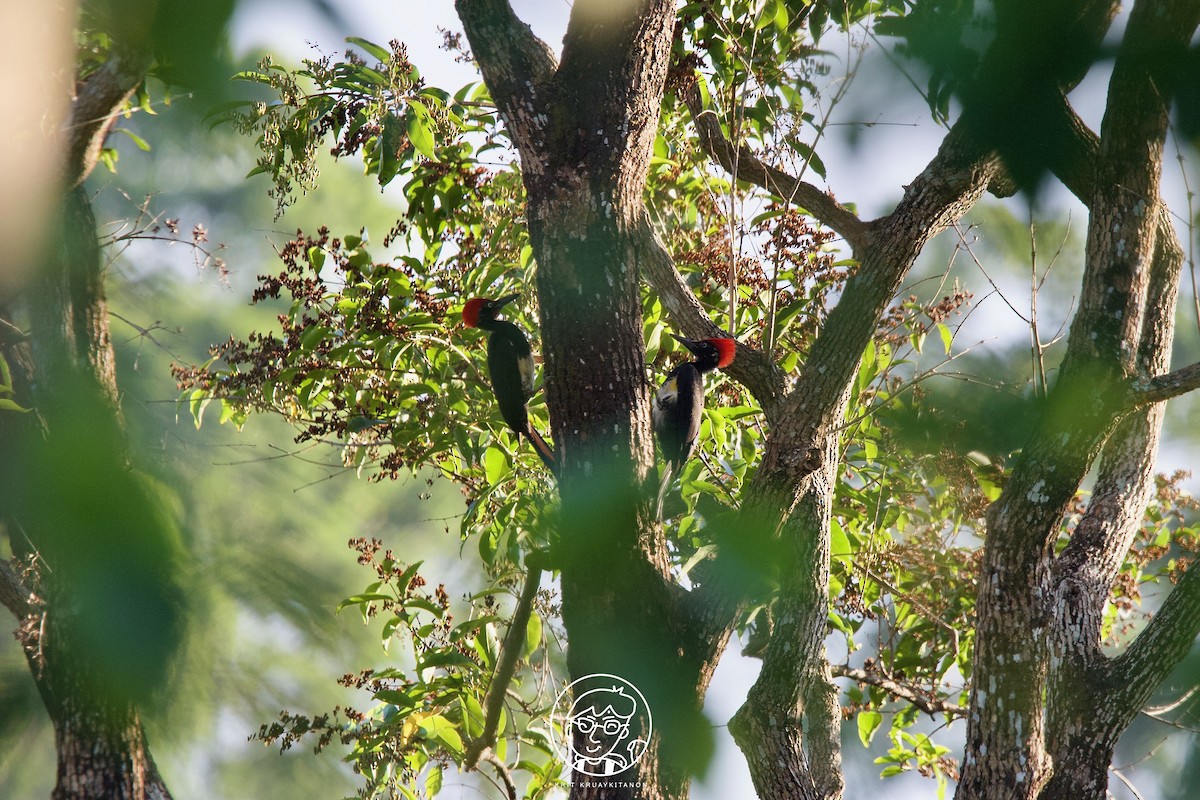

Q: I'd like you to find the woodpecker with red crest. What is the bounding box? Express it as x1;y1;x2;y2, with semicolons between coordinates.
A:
653;333;736;517
462;294;555;469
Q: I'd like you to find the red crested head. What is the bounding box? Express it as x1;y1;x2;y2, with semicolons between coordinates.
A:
708;338;737;369
671;333;737;372
461;297;489;328
462;294;519;329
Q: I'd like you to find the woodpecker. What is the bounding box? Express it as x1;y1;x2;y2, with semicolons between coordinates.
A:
462;294;555;469
653;334;736;517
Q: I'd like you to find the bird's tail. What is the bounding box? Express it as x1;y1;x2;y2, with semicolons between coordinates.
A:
655;461;675;521
524;425;556;472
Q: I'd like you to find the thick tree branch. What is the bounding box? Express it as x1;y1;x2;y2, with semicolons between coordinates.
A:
729;446;842;800
761;120;997;488
1131;362;1200;405
677;77;869;252
960;1;1200;796
1109;563;1200;713
454;0;557;165
1045;202;1181;798
636;214;789;417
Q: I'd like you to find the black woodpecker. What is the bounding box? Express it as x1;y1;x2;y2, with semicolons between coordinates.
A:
462;294;555;469
653;333;736;517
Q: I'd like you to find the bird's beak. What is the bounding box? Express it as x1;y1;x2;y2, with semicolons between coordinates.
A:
494;293;521;309
671;333;702;355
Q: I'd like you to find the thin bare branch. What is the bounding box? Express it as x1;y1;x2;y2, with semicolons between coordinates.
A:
832;664;967;718
677;76;869;252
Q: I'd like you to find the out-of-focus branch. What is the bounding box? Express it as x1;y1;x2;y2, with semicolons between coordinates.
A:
0;559;38;619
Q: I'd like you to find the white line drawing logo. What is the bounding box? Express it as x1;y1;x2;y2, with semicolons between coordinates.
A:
553;673;652;778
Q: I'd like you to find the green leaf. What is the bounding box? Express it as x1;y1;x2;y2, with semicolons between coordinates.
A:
188;388;210;428
830;518;852;563
937;322;953;354
858;710;883;748
789;138;827;179
425;765;444;796
308;245;326;271
524;611;542;657
774;0;790;32
0;398;30;413
418;715;464;755
99;147;118;173
484;446;508;485
418;650;482;672
115;127;152;152
462;694;486;738
377;114;403;187
373;689;420;709
346;36;392;63
406;100;438;161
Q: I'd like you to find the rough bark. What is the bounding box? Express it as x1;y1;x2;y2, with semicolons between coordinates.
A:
1;187;174;800
456;2;705;798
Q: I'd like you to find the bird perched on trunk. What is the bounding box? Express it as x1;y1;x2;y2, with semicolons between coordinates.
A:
653;333;736;517
462;294;555;470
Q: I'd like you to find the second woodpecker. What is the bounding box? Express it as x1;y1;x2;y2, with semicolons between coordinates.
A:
653;333;736;516
462;294;555;469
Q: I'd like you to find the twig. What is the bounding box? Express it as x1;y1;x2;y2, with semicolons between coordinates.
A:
1110;766;1146;800
1143;685;1198;715
483;752;518;800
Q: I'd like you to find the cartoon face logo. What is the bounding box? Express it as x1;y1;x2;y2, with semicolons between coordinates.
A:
553;673;652;779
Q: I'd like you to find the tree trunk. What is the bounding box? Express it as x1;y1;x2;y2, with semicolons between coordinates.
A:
456;2;708;797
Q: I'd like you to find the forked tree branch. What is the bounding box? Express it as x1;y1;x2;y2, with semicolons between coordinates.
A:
677;76;870;252
636;214;789;418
